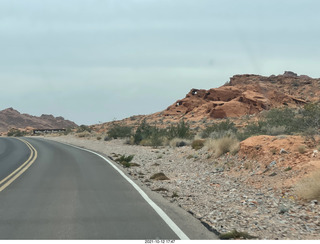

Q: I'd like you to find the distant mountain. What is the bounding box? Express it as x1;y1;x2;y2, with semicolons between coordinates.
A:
0;108;78;132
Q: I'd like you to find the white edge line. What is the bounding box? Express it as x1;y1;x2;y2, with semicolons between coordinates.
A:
52;140;190;240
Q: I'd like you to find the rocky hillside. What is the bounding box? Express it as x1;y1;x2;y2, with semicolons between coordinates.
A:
162;71;318;121
93;71;320;132
0;107;78;132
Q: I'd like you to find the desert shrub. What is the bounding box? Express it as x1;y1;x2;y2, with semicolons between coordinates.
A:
150;172;170;180
236;107;313;140
63;128;72;135
300;102;320;132
76;125;92;133
264;125;287;136
168;138;191;148
107;124;132;139
297;145;307;154
294;170;320;201
77;131;90;138
7;128;26;137
133;120;156;144
133;120;192;147
149;132;164;147
264;107;300;134
166;120;193;140
133;121;166;147
115;154;137;167
139;138;163;147
104;136;111;141
209;129;237;140
191;139;205;150
205;136;240;157
201;120;237;138
236;121;267;141
219;229;256;240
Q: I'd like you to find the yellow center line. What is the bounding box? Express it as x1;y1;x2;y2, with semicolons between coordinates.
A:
0;138;38;192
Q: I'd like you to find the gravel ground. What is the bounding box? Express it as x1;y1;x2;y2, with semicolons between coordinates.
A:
43;135;320;240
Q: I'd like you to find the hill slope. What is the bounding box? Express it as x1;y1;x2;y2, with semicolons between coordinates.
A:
0;108;78;132
93;71;320;131
162;71;318;121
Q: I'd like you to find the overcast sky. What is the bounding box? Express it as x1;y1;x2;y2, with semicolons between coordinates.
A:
1;0;319;125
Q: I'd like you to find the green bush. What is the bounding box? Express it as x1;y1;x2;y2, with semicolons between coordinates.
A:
115;154;137;167
201;120;237;139
133;120;163;145
264;107;300;134
76;125;92;133
107;124;132;139
300;102;320;134
236;121;267;141
133;120;192;147
191;139;205;150
166;120;193;140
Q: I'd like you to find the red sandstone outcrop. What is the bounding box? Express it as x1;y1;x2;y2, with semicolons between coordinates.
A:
93;71;320;132
161;71;319;120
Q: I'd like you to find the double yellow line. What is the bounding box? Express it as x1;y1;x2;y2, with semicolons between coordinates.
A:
0;138;38;192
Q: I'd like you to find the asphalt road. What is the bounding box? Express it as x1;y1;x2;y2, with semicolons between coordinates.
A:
0;137;218;240
0;138;30;181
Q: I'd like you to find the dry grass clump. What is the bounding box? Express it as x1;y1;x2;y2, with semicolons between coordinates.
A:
294;170;320;201
205;136;240;157
150;172;170;180
297;145;307;154
219;229;257;240
191;139;205;150
168;138;191;148
76;131;91;138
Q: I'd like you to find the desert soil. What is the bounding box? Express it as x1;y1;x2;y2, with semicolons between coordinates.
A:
43;135;320;240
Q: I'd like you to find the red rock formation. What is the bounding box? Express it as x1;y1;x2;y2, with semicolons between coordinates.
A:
93;71;320;132
162;71;318;121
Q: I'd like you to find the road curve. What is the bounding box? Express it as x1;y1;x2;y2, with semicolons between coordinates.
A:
0;137;186;239
0;138;31;182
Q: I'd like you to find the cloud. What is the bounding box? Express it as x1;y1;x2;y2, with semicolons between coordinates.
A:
0;0;320;124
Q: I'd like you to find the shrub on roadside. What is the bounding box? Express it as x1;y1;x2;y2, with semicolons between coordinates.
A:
133;120;193;147
166;120;193;140
169;138;191;148
76;125;92;133
205;136;240;158
115;154;138;168
201;120;237;139
294;170;320;201
76;131;91;138
107;124;132;139
191;139;205;150
236;121;267;141
150;172;170;180
7;128;26;137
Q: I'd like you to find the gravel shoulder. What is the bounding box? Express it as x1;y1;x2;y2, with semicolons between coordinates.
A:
42;135;320;240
